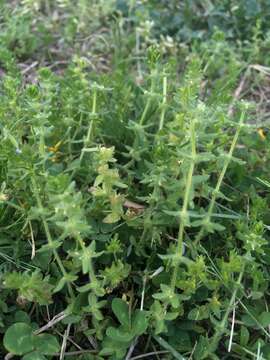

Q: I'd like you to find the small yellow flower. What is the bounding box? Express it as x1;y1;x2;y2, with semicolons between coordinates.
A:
47;141;63;162
258;128;266;140
0;193;9;201
211;295;220;307
47;140;62;153
169;133;178;143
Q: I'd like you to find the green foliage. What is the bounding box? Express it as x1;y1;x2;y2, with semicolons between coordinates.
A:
4;323;34;355
0;1;270;359
4;322;60;357
4;271;53;305
100;298;148;358
101;260;131;289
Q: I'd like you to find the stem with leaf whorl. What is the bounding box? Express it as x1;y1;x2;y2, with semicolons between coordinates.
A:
194;110;245;245
31;176;75;298
171;117;196;291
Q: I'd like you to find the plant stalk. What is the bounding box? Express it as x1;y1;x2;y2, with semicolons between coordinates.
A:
79;88;97;163
76;233;97;282
159;73;167;131
171;118;196;291
210;269;244;352
140;72;168;245
70;88;97;178
31;176;74;298
139;73;155;126
194;110;245;245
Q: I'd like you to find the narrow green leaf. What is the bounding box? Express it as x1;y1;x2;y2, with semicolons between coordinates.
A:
153;335;186;360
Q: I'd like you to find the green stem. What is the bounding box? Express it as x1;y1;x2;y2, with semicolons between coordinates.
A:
135;27;142;81
71;88;97;178
139;74;154;126
45;0;51;16
140;72;168;245
194;111;245;245
171;118;196;291
124;73;156;172
79;88;97;163
71;112;83;143
76;233;97;282
31;176;74;298
39;127;46;172
210;269;244;351
159;73;167;131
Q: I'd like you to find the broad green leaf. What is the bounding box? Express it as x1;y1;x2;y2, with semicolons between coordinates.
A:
240;326;249;346
259;312;270;328
4;323;34;355
14;311;31;324
34;334;60;355
111;298;129;327
22;352;47;360
132;310;148;335
165;312;179;321
106;326;134;343
99;337;128;359
193;335;210;360
262;344;270;358
188;306;209;321
241;314;257;327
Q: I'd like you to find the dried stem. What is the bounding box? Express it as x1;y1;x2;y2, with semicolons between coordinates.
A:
34;311;67;335
60;324;71;360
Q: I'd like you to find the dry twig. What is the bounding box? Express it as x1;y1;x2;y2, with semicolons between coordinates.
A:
34;311;67;335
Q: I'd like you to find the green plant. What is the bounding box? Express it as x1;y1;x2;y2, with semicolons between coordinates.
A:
1;1;270;359
4;322;60;358
100;298;148;359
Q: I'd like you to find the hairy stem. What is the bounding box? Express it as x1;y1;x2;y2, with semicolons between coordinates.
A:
210;269;244;352
140;71;168;245
79;88;97;163
194;110;245;245
139;73;155;126
171;118;196;291
31;176;74;298
159;72;167;131
76;233;97;282
71;88;97;178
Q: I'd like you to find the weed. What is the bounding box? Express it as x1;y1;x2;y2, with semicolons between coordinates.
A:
1;1;270;360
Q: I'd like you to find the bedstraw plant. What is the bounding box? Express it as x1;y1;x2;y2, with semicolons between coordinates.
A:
0;9;270;358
